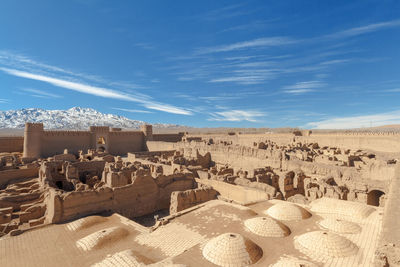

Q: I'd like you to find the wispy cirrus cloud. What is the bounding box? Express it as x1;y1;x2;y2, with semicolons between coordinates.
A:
20;88;62;98
196;37;297;54
112;108;153;114
283;81;326;94
208;109;265;122
0;67;192;115
0;50;146;90
305;109;400;129
326;19;400;39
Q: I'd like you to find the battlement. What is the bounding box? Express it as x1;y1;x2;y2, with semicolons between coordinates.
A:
43;131;92;136
24;122;44;132
109;131;143;136
89;126;110;133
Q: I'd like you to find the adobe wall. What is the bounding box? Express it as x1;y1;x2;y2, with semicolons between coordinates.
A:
0;168;39;188
41;131;93;157
169;187;218;214
188;132;400;153
45;173;195;223
108;132;145;155
196;178;271;205
23;123;150;158
375;164;400;266
152;133;184;142
296;133;400;153
146;141;175;151
0;137;24;153
175;142;393;194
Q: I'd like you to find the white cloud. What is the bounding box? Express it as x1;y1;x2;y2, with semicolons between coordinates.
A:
197;37;296;54
305;110;400;129
112;108;153;114
326;19;400;39
283;81;325;94
208;110;265;122
0;67;192;115
21;88;62;98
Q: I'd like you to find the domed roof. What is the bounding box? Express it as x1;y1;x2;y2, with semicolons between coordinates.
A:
66;215;107;231
265;203;312;221
202;233;263;267
244;217;291;237
271;256;318;267
76;227;128;251
294;231;358;259
319;218;361;234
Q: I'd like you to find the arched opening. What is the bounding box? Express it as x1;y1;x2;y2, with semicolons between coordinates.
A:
97;146;105;152
97;137;106;144
367;190;385;207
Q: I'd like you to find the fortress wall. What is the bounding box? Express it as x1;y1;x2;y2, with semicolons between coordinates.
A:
191;133;400;153
0;168;39;188
108;131;144;155
41;131;93;157
152;133;184;142
296;134;400;153
0;137;24;153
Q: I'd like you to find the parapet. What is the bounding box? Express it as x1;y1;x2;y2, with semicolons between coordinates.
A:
89;126;110;133
25;122;44;132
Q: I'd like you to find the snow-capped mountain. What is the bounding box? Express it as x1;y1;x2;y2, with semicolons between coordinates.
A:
0;107;180;129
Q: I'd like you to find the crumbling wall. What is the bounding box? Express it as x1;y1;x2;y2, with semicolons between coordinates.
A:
169;187;218;214
196;178;271;205
0;168;39;188
45;172;195;223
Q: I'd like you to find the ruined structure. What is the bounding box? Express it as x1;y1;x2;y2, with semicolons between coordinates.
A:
0;125;399;266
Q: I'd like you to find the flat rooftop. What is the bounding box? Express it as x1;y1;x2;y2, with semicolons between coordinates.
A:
0;198;383;267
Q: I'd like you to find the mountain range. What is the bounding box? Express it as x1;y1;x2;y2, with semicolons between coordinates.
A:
0;107;180;129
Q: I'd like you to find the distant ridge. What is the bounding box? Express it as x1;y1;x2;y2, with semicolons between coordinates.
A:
0;107;180;130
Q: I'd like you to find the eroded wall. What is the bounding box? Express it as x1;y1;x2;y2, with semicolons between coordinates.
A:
45;173;195;223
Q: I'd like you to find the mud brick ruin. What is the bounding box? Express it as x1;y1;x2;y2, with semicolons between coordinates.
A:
0;123;399;266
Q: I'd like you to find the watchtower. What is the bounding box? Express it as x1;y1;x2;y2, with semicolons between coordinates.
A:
23;122;44;158
140;124;153;141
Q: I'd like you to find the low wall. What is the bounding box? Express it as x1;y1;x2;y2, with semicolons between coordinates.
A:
196;178;271;205
170;187;218;214
0;168;39;188
375;164;400;266
0;137;24;153
146;141;175;151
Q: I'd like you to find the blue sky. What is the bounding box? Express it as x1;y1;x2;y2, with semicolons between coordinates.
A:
0;0;400;129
